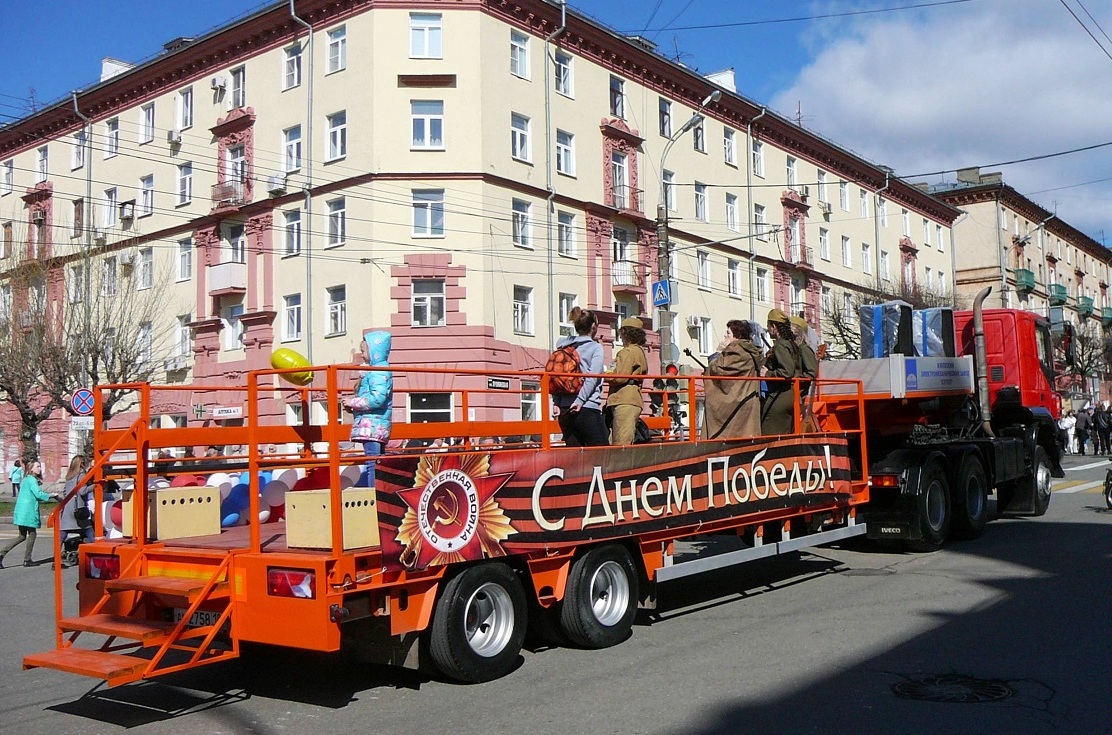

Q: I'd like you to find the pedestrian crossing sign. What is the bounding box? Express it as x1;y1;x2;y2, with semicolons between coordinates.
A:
652;280;671;308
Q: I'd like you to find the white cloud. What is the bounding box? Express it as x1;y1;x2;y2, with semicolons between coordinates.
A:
771;0;1112;240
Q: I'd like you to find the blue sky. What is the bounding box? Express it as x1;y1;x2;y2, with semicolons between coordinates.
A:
5;1;1112;242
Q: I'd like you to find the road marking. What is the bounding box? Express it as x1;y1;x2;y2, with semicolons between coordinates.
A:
1064;460;1112;472
1057;479;1104;494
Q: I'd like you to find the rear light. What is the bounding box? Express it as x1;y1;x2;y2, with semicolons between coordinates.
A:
267;567;316;599
871;474;901;488
87;554;121;580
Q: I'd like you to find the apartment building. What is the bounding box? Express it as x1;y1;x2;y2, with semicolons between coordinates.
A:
0;0;960;476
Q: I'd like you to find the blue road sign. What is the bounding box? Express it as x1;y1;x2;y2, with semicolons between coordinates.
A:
652;280;671;308
71;388;95;416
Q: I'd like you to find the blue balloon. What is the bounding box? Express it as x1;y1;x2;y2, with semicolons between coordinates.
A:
221;512;240;527
227;482;251;511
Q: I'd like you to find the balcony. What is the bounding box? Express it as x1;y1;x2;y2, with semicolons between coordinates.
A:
211;180;246;208
1014;268;1035;294
787;244;813;270
1102;307;1112;327
1048;284;1068;306
611;259;646;292
163;355;190;373
208;260;247;295
1078;296;1094;318
609;184;640;212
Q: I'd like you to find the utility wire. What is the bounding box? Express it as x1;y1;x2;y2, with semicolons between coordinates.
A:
637;0;973;33
1058;0;1112;62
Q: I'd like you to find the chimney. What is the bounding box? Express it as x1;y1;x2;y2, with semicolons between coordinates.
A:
956;167;981;184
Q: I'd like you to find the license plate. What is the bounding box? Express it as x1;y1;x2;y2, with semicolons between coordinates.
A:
173;608;222;628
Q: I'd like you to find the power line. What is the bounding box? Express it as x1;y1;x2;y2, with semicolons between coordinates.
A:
638;0;973;33
905;139;1112;179
1058;0;1112;63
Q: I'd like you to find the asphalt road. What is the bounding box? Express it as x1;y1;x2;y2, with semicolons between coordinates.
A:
2;461;1111;735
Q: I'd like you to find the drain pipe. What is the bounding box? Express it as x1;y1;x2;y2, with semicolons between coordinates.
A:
72;92;93;385
543;1;567;346
972;285;995;437
745;107;766;322
290;0;315;361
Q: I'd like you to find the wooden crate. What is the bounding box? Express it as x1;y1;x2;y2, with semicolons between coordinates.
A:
285;489;380;550
122;487;221;540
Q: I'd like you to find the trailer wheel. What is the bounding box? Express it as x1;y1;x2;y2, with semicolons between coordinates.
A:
908;460;951;552
428;563;527;683
560;545;639;649
951;454;988;539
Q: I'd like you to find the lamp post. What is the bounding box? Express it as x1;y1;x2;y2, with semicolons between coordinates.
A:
656;90;721;363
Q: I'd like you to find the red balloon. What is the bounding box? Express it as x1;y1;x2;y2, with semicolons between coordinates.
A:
109;501;123;528
170;474;204;487
267;503;285;521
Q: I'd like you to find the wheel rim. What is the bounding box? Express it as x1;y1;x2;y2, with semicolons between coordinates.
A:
925;478;946;532
1035;461;1052;503
588;560;630;627
965;474;985;520
463;582;516;658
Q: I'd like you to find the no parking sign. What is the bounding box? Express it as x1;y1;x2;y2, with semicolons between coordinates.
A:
71;388;94;416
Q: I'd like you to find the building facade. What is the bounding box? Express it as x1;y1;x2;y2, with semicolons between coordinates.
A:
0;0;960;478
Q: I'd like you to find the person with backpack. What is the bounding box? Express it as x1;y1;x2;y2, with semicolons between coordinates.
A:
551;307;608;447
605;317;649;445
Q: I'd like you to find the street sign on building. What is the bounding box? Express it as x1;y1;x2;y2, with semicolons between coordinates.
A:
212;406;243;419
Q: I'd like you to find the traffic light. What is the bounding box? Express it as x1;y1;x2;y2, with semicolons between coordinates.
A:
650;363;680;417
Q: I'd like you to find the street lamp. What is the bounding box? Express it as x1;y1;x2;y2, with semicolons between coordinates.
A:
656;90;722;364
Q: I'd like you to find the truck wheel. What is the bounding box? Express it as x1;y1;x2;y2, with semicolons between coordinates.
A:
560;545;639;649
951;454;988;539
428;563;527;683
1104;470;1112;510
1030;446;1052;516
908;460;951;552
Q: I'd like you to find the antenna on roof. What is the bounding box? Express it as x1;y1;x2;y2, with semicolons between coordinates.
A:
793;101;814;128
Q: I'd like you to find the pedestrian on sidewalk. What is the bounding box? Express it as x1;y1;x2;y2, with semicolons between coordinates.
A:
8;459;22;498
0;459;61;568
1095;403;1111;456
1075;407;1092;456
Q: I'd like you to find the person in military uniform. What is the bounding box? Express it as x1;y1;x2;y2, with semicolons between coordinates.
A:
760;309;803;435
704;319;763;439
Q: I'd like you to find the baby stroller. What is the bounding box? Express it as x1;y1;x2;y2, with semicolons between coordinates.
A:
55;492;93;569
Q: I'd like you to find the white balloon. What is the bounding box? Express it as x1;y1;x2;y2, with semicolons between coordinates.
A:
261;478;288;508
340;464;362;489
258;508;271;523
206;472;234;500
101;500;116;531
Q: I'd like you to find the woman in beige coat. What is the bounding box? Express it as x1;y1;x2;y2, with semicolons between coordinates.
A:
704;320;763;439
606;317;649;445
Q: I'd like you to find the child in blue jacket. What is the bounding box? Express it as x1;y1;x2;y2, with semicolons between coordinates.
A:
342;330;393;487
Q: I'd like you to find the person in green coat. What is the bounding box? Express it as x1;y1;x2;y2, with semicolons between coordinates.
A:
0;459;61;568
760;309;803;436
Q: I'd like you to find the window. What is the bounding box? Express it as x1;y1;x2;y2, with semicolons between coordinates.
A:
728;259;742;297
1;222;10;258
284;209;302;255
72;198;84;237
175;315;191;357
925;265;933;287
139;103;155;143
751;140;764;177
937;271;946;294
72;131;86;170
327;111;347;161
923;218;931;247
103;187;118;226
326;285;347;336
0;284;9;318
878;197;888;227
68;265;84;303
839;180;849;211
139;175;154;216
843;292;853;317
512;199;531;248
177;238;192;281
858;189;869;219
227;223;247;263
36;146;48;182
223;301;245;351
177;163;192;205
754;204;767;240
511;113;531;161
697;317;714;356
936;224;945;253
282;45;303;90
786;157;797;192
510;30;529;78
410;13;443;58
611;152;629;208
283;294;303;341
612;227;630;266
137;322;152;366
555;130;575;176
327;198;346;247
724;128;736;166
105;119;119;158
412;279;446;327
554;50;573;96
409;393;452;424
102;257;118;296
725;193;739;231
327;26;346;73
841;235;852;267
558;211;576;257
694;183;708;221
816;170;827;203
411;100;444;149
692;118;705;152
901;208;910;236
178;87;193;129
862;243;873;274
137;247;153;289
697;250;710;289
819;228;830;261
230;67;246;108
609;76;625;118
284;126;302;171
821;286;833;316
662;170;676;211
659;97;672;137
558;292;578;336
413;189;445;237
228;144;247;184
513;286;534;334
1;160;11;195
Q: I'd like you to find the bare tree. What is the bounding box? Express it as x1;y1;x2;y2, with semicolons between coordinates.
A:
821;279;961;360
